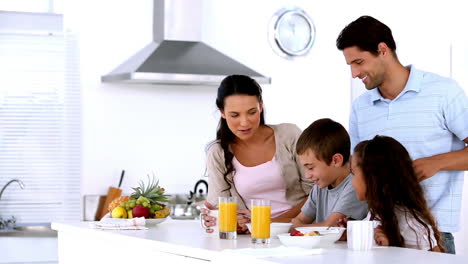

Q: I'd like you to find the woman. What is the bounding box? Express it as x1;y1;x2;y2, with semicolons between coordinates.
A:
203;75;312;233
351;135;444;251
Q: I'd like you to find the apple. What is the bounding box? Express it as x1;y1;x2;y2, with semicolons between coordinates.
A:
111;207;128;218
132;205;150;218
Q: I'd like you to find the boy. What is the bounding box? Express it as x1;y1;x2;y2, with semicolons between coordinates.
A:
291;118;367;228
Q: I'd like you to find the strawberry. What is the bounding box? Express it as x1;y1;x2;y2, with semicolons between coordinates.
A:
290;230;304;236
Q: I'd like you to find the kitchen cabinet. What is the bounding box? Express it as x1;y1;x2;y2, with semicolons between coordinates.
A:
0;237;57;263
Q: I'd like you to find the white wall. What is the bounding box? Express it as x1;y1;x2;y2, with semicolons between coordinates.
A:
451;39;468;256
65;0;467;254
64;0;355;196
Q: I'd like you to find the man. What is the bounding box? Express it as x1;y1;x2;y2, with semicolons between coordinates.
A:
336;15;468;254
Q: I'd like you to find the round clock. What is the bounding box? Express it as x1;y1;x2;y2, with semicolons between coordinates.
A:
268;7;316;58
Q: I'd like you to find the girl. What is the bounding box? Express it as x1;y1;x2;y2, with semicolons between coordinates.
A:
351;135;444;251
202;75;312;233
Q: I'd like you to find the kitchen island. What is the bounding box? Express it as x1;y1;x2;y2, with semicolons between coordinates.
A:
52;219;467;264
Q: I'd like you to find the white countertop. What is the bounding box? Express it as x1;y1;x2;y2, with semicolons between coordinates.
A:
52;218;468;264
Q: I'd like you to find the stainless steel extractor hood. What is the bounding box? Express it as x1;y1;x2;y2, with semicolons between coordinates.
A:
101;0;271;85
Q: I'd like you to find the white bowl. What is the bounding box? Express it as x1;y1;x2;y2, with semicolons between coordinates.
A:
103;213;167;226
245;222;292;238
277;233;322;248
145;217;167;226
295;227;346;245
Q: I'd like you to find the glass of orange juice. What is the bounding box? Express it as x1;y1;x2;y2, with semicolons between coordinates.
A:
251;199;271;244
218;197;237;239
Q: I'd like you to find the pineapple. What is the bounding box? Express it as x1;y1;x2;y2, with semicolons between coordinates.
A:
131;175;170;203
108;196;134;213
131;175;171;218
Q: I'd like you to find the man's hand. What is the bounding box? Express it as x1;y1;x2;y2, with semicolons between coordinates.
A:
413;156;441;181
374;226;389;246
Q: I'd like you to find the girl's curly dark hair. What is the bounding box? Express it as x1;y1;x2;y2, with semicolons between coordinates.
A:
354;135;444;251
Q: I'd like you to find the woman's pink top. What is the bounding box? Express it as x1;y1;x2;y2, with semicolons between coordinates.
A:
232;156;292;218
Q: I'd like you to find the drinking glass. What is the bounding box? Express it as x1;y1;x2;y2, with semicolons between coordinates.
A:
251;199;271;244
218;197;237;239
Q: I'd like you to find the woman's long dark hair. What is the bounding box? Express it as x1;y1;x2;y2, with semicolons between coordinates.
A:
213;75;265;191
354;136;444;251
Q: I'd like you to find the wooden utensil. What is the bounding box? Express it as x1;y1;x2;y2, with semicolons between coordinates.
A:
96;170;125;220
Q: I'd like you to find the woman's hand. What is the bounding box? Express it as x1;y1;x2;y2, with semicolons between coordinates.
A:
236;209;251;234
200;201;217;233
374;225;389;246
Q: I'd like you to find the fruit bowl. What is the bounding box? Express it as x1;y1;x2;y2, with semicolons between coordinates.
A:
107;175;172;222
295;227;346;245
103;213;168;227
277;233;322;248
246;222;292;238
143;217;167;226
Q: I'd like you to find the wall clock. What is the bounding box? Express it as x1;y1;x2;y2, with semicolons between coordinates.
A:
268;7;316;58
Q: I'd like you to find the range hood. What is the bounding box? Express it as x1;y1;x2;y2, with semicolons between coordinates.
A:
101;0;271;85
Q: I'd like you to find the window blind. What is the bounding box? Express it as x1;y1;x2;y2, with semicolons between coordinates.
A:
0;32;81;223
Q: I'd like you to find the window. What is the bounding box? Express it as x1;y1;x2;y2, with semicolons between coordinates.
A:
0;0;63;14
0;12;81;223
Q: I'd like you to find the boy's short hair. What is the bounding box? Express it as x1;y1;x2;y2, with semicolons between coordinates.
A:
296;118;350;165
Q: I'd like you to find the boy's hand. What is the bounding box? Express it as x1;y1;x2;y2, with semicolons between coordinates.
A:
291;217;305;228
291;212;314;229
336;216;349;228
374;225;389;246
334;216;349;241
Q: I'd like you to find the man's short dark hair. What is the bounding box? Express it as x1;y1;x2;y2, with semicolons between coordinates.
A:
336;15;396;56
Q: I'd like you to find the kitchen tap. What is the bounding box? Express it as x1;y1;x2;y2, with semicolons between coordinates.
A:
0;216;16;229
0;179;24;229
0;179;25;201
